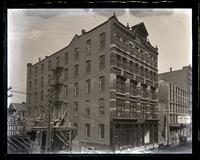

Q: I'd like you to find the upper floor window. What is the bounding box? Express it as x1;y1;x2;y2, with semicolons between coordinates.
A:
99;32;105;50
130;80;137;96
56;56;60;66
99;98;105;116
41;64;44;73
48;60;51;71
74;82;78;97
34;92;37;102
74;64;79;78
29;69;32;79
73;102;79;117
35;79;38;89
74;48;79;60
35;67;38;76
86;39;91;55
99;76;105;92
129;102;137;118
85;100;90;118
86;60;91;74
41;91;44;101
116;99;125;117
99;55;105;70
85;79;91;95
64;68;68;81
141;103;146;118
65;52;68;64
117;55;122;68
29;81;32;89
48;74;51;85
64;85;68;97
122;57;127;70
41;77;44;87
116;76;125;93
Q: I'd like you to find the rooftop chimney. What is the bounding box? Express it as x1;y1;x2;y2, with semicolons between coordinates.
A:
170;67;172;72
45;56;48;58
81;29;86;34
39;58;41;62
127;23;130;29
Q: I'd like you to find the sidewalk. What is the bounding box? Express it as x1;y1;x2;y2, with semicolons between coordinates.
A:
115;144;159;154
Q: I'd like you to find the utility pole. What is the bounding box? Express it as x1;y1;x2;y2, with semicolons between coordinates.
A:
166;105;169;145
46;100;52;153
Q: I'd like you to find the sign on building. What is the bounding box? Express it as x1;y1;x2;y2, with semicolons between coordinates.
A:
7;119;26;136
178;115;191;124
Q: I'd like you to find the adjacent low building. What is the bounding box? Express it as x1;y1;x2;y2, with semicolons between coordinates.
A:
159;66;192;138
158;80;190;145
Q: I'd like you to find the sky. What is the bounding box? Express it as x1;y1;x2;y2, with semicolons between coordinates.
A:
7;9;192;104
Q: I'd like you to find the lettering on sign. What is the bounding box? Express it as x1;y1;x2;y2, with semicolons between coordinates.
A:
177;115;190;124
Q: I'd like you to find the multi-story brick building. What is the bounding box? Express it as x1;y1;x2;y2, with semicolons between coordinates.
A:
159;66;192;138
158;80;189;145
26;14;159;151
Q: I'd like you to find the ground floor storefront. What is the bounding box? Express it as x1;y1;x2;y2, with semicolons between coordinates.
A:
168;125;188;144
110;119;158;151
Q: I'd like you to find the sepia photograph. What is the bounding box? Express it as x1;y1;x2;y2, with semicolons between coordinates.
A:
7;8;192;154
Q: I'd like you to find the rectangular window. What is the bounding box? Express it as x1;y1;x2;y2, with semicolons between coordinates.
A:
85;79;91;95
86;39;91;55
99;32;105;50
74;102;78;112
99;55;105;70
85;100;90;118
116;76;125;93
41;77;43;87
73;102;78;117
64;68;68;81
122;57;127;70
41;64;44;73
35;67;38;76
48;60;51;71
41;91;43;101
85;123;90;137
29;69;32;79
130;80;137;96
34;92;37;102
74;82;78;97
99;76;105;92
141;103;145;118
56;56;60;66
116;99;125;117
65;52;68;64
86;60;91;74
74;65;79;78
28;93;31;104
117;55;122;67
99;124;105;140
64;85;68;97
35;79;38;89
130;102;136;118
48;74;51;85
110;53;116;65
99;98;105;116
130;61;134;72
29;81;32;89
74;48;79;60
